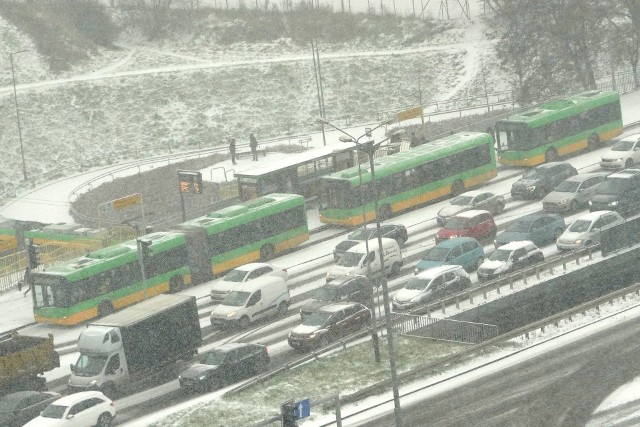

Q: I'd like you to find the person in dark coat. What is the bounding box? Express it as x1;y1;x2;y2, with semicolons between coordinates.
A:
229;137;237;165
249;133;259;161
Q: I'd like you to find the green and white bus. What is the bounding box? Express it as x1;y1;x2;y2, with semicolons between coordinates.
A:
31;232;191;326
318;132;497;227
496;90;623;167
31;194;309;325
176;193;308;277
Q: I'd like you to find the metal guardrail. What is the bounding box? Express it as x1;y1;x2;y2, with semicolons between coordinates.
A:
391;313;499;344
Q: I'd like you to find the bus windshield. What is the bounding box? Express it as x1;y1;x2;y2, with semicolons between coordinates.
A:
31;276;67;309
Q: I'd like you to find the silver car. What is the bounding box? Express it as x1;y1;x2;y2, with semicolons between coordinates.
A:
436;190;505;226
556;210;624;250
542;173;607;213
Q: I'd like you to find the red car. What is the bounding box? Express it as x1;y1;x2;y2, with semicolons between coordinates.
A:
435;209;497;243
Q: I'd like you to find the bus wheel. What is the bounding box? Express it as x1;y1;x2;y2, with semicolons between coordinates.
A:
451;180;464;196
260;244;275;261
98;301;114;318
378;205;392;220
545;148;557;163
588;134;600;150
169;275;184;293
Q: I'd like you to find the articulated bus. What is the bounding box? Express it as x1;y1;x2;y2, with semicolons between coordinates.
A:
496;90;623;167
30;193;309;325
318;132;497;227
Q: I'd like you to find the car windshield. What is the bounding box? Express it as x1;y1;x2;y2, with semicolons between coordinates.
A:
597;178;626;195
337;252;364;267
489;249;511;262
201;350;226;365
554;181;580;193
347;228;374;241
405;277;430;290
569;219;593;233
302;311;333;327
612;139;635;151
41;404;67;419
444;217;467;230
422;247;449;261
450;195;474;206
522;169;543;180
506;220;531;232
223;269;249;282
312;286;338;301
222;291;251;307
73;354;107;376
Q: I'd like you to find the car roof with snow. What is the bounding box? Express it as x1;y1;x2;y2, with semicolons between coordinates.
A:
496;240;537;251
414;264;464;278
453;209;492;219
572;210;616;222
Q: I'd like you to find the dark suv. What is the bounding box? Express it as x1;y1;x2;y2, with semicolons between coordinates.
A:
299;275;370;319
511;162;578;199
178;343;269;392
333;224;408;262
589;168;640;215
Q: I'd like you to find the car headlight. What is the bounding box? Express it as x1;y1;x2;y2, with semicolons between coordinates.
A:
588;201;593;206
90;379;98;386
309;331;319;338
199;374;208;380
526;185;536;191
614;158;624;162
574;239;583;245
414;268;421;274
609;201;619;207
558;199;567;205
226;310;237;318
178;375;183;380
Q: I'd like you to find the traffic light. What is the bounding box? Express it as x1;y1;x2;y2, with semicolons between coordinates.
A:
138;239;152;259
281;401;297;427
27;243;40;269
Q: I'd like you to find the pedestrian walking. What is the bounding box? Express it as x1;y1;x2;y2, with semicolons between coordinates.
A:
229;137;237;165
249;133;259;161
22;267;31;297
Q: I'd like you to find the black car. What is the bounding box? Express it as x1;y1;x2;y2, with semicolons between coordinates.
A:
510;162;578;199
288;302;372;352
178;343;269;392
0;391;61;427
333;224;408;262
589;168;640;215
299;275;371;319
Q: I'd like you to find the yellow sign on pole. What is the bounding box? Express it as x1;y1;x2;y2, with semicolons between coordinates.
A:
113;193;142;210
396;106;423;122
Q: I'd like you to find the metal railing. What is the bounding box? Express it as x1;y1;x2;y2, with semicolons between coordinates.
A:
391;313;499;344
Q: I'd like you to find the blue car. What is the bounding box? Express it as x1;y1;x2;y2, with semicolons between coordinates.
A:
495;213;566;248
414;237;485;274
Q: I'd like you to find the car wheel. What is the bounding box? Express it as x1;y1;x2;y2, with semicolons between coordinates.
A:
545;148;558;163
570;200;579;212
390;262;401;276
238;316;250;329
208;376;224;392
318;335;330;349
553;228;563;242
584;240;593;247
626;158;634;169
277;301;288;316
260;244;275;261
474;256;484;271
96;413;113;427
493;202;505;215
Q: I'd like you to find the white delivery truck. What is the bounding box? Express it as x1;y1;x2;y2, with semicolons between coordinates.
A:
325;238;403;283
68;294;202;397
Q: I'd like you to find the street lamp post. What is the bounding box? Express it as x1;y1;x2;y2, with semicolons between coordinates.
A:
317;117;403;427
10;50;28;181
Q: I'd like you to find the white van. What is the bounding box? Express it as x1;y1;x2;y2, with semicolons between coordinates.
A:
209;276;290;329
326;238;402;282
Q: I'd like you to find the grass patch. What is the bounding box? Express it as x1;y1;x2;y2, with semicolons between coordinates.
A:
153;336;468;427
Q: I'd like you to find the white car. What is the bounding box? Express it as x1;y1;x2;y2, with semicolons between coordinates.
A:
556;210;624;250
600;133;640;170
210;262;288;303
24;391;115;427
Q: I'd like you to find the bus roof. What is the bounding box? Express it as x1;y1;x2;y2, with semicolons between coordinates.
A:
35;231;186;280
320;132;492;186
177;193;305;234
234;145;355;178
90;294;195;328
497;90;620;129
